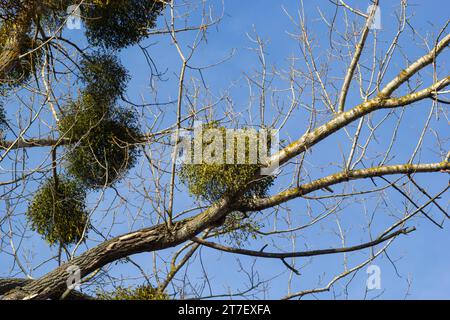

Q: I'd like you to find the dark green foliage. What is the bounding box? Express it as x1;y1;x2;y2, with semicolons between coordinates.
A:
27;175;89;246
83;0;165;49
96;284;169;300
179;123;274;203
80;53;129;104
59;50;139;188
58;94;141;188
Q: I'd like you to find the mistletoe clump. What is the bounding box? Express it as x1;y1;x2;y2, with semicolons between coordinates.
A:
96;284;169;300
58;94;141;188
218;211;263;246
27;175;89;246
179;122;274;203
79;53;129;104
83;0;165;49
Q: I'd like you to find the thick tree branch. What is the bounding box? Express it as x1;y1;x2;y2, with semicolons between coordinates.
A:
0;278;92;300
378;33;450;98
0;137;67;150
240;162;450;211
0;2;37;83
1;194;237;300
266;75;450;170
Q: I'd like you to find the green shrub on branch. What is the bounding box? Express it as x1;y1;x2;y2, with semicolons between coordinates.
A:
179;122;274;203
96;284;169;300
83;0;165;49
58;94;141;188
27;175;89;246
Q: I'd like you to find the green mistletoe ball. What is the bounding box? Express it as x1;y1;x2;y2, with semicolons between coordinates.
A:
27;175;89;246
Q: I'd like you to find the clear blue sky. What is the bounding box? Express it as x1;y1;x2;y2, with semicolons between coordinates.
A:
1;0;449;299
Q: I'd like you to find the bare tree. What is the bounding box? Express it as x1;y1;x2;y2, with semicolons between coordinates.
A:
0;0;449;300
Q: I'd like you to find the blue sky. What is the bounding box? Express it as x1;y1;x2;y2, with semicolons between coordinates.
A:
1;0;449;299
